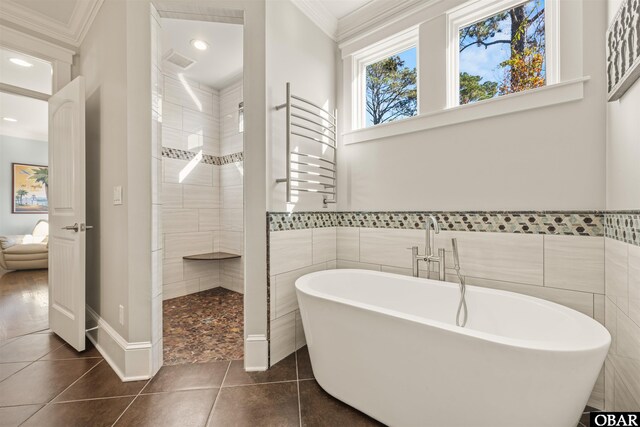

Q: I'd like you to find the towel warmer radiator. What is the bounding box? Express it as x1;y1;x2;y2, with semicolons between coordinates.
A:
275;82;337;206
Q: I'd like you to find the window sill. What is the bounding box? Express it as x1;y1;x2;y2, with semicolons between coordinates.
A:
343;76;590;145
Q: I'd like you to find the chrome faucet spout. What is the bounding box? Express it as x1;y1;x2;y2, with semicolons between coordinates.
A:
408;216;445;280
425;215;440;258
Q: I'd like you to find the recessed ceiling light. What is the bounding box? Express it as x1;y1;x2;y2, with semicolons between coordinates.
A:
190;39;209;51
3;117;18;122
9;58;33;67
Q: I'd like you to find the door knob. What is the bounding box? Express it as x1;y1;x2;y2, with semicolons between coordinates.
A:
62;223;79;232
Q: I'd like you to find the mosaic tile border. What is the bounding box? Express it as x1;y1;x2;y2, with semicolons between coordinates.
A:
162;147;243;165
268;211;605;237
604;211;640;246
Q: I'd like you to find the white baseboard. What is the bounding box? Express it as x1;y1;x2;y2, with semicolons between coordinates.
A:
244;334;268;371
86;305;152;382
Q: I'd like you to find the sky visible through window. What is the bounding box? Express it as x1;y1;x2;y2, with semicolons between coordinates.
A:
365;47;417;127
459;0;545;105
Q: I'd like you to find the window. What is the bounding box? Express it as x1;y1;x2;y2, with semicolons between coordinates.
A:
450;0;556;106
365;47;417;127
352;28;418;129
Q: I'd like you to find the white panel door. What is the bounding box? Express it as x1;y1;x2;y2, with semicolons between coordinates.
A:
48;76;86;351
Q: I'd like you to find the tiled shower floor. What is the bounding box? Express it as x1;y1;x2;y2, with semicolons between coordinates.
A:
163;287;244;364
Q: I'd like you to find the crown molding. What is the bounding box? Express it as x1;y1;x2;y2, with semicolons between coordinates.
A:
337;0;440;47
0;0;104;47
290;0;338;41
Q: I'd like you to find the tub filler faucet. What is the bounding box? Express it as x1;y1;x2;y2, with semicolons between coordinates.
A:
410;215;446;280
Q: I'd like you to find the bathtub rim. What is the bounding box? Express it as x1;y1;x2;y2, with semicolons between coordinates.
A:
295;269;611;354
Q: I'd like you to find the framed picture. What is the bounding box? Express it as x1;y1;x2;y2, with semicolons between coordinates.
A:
12;163;48;214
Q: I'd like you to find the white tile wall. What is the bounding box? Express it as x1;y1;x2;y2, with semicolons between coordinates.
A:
629;245;640;326
198;209;220;232
164;232;214;260
162;208;199;233
161;183;182;208
217;79;244;293
606;238;629;313
312;228;337;264
270;311;296;366
270;229;313;276
268;227;335;366
337;227;359;261
150;12;163;349
544;235;605;293
434;231;544;286
183;185;219;209
605;238;640;410
359;228;424;269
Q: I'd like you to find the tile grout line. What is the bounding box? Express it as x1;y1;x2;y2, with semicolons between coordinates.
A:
205;360;232;426
19;359;104;426
109;374;153;427
221;378;300;388
296;349;302;427
0;334;71;386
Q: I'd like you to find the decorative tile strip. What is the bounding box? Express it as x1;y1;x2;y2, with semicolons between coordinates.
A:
269;212;338;231
604;211;640;246
162;147;243;165
269;211;604;236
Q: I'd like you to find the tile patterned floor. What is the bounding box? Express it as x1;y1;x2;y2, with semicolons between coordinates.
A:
163;288;244;364
0;270;48;342
0;331;383;426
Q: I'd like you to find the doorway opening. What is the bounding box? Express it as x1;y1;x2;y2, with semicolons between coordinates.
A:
0;47;52;341
153;13;245;365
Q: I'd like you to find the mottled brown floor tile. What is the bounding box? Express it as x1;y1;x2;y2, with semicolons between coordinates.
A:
0;361;29;382
144;361;229;393
299;380;383;427
54;361;147;402
40;339;102;360
0;270;48;342
208;381;299;427
163;288;243;364
0;333;65;363
23;397;133;427
0;404;42;427
580;406;600;427
0;358;100;406
223;354;297;387
296;346;314;380
115;389;218;427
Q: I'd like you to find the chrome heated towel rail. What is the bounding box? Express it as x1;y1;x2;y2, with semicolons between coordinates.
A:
275;82;337;206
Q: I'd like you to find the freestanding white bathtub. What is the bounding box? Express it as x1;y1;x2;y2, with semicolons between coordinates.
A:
295;269;610;427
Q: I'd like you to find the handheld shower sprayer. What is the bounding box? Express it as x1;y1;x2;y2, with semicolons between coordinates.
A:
452;238;468;327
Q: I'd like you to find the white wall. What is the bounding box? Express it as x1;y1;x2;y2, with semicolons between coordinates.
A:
267;0;338;212
603;0;640;411
0;135;48;235
79;0;152;378
337;0;607;211
606;0;640;210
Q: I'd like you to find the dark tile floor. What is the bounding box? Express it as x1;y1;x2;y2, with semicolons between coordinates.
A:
0;330;383;426
0;270;48;341
163;288;244;364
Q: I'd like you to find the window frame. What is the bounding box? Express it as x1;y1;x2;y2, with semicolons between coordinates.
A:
446;0;558;108
351;27;419;130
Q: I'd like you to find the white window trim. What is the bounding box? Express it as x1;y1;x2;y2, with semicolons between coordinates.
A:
446;0;559;108
351;27;419;130
343;75;588;145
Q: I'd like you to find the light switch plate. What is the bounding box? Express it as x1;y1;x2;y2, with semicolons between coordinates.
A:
113;186;123;205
